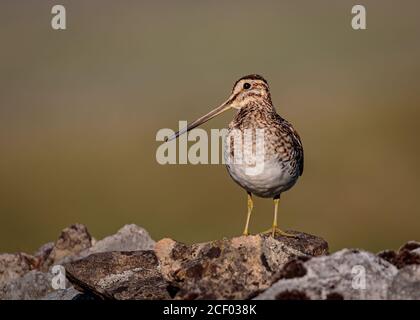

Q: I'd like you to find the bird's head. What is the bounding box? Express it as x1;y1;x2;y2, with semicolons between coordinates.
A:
166;74;271;141
229;74;271;109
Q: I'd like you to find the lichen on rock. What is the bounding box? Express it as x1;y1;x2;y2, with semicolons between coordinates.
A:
1;223;419;300
154;231;328;300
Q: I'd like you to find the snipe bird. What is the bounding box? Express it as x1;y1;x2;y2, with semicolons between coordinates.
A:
167;74;304;237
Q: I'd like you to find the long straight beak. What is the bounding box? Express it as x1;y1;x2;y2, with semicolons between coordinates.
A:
165;95;235;142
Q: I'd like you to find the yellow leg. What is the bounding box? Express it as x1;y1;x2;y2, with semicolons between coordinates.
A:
270;197;295;237
243;193;253;236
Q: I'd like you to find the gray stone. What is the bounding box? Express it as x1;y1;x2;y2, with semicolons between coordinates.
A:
41;287;82;300
0;266;76;300
155;231;328;300
255;249;397;300
40;224;155;270
0;253;37;287
388;265;420;300
65;251;171;300
1;224;157;300
3;222;419;300
81;224;155;256
0;270;53;300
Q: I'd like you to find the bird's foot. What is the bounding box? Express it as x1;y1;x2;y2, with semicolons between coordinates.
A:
263;227;296;238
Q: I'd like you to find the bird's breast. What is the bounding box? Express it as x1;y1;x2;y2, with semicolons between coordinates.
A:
223;131;299;198
225;157;298;198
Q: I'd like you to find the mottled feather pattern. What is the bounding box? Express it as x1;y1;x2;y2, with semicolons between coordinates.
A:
228;100;304;178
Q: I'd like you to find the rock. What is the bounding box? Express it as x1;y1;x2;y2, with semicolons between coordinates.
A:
42;224;93;269
62;231;327;300
40;224;155;270
412;248;420;257
4;221;419;300
383;241;420;300
0;253;38;287
255;249;397;300
0;265;77;300
378;240;420;269
64;251;171;300
0;270;53;300
0;224;157;300
0;224;93;299
388;265;420;300
155;231;328;300
399;241;420;252
41;287;82;300
81;224;155;256
34;242;55;267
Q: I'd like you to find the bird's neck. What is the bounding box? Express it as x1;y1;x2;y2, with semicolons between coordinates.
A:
237;98;276;116
231;98;279;128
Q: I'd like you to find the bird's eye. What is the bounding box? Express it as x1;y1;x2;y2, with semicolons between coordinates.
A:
243;82;251;90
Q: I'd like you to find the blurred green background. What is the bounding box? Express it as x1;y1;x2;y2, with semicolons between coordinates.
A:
1;1;419;253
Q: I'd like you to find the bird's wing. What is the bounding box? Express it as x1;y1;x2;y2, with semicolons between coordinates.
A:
291;126;304;176
276;115;304;176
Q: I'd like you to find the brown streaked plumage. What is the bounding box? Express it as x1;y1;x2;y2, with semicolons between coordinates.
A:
167;74;304;237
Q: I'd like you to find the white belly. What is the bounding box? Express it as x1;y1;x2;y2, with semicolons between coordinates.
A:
225;158;298;198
